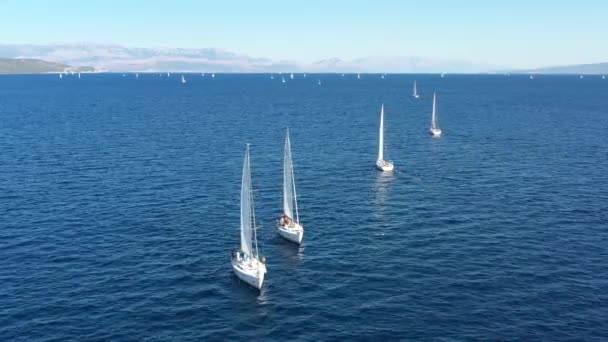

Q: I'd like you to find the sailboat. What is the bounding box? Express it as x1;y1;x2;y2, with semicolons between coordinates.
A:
270;74;274;80
136;73;139;79
376;104;394;171
231;145;267;290
290;73;294;80
282;76;286;83
413;81;419;98
529;74;534;80
429;92;442;137
181;75;187;84
318;79;322;85
211;73;215;78
78;72;81;79
603;75;606;79
59;73;62;79
357;73;361;79
303;73;307;78
381;74;385;79
278;129;304;244
167;72;170;77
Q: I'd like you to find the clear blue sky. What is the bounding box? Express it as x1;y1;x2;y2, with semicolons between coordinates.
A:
1;0;606;68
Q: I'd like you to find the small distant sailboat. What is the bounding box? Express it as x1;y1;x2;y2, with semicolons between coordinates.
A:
530;74;534;80
290;73;294;80
341;73;345;77
181;75;187;84
136;73;139;79
211;73;215;78
282;76;286;83
122;74;126;77
579;75;584;79
303;73;307;78
318;79;322;85
278;128;304;244
201;73;205;77
270;74;274;80
59;73;62;79
440;73;445;78
231;145;267;290
429;92;442;137
413;81;419;98
78;72;81;79
167;72;170;77
376;104;394;172
357;73;361;79
602;75;606;79
381;74;385;79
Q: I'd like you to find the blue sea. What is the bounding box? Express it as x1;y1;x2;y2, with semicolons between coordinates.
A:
1;73;607;341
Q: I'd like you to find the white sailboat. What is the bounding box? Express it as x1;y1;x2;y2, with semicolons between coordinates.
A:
376;104;394;171
290;73;294;80
529;74;534;80
318;79;322;85
278;129;304;244
136;73;139;79
270;74;274;80
357;73;361;79
231;145;267;290
59;73;62;79
381;74;385;79
429;92;442;137
167;72;170;77
211;73;215;78
282;76;286;83
181;75;187;84
603;75;606;79
303;73;307;78
413;81;419;98
78;72;81;79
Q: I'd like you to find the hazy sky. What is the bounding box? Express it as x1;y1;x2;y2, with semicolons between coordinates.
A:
1;0;606;68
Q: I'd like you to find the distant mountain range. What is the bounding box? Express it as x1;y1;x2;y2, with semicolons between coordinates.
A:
1;43;605;74
0;43;495;73
0;57;92;73
521;62;608;74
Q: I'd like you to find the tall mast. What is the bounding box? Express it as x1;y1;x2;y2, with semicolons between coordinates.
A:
378;104;384;161
432;93;437;129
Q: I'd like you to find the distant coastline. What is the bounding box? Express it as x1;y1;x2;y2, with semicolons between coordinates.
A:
0;57;94;74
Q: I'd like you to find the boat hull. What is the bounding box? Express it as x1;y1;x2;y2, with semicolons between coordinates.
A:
429;128;442;137
231;254;266;290
278;222;304;244
376;159;394;172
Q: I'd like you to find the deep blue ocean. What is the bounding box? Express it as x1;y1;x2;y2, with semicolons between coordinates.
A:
1;73;607;341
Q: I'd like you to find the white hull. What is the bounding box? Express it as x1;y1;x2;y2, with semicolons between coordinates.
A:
278;221;304;244
376;159;394;171
429;128;442;137
231;253;266;290
414;95;419;98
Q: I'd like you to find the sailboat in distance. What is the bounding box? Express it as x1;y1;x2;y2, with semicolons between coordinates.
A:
181;75;187;84
429;92;442;137
413;81;419;98
376;104;394;172
231;145;267;290
278;128;304;244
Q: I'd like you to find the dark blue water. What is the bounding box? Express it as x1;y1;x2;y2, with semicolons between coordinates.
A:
1;73;607;340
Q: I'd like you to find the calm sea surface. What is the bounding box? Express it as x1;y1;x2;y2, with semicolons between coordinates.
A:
1;73;607;340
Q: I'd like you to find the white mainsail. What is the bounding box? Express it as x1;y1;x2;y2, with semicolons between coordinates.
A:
431;93;437;130
240;145;255;257
283;129;299;223
413;81;418;97
378;104;384;162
